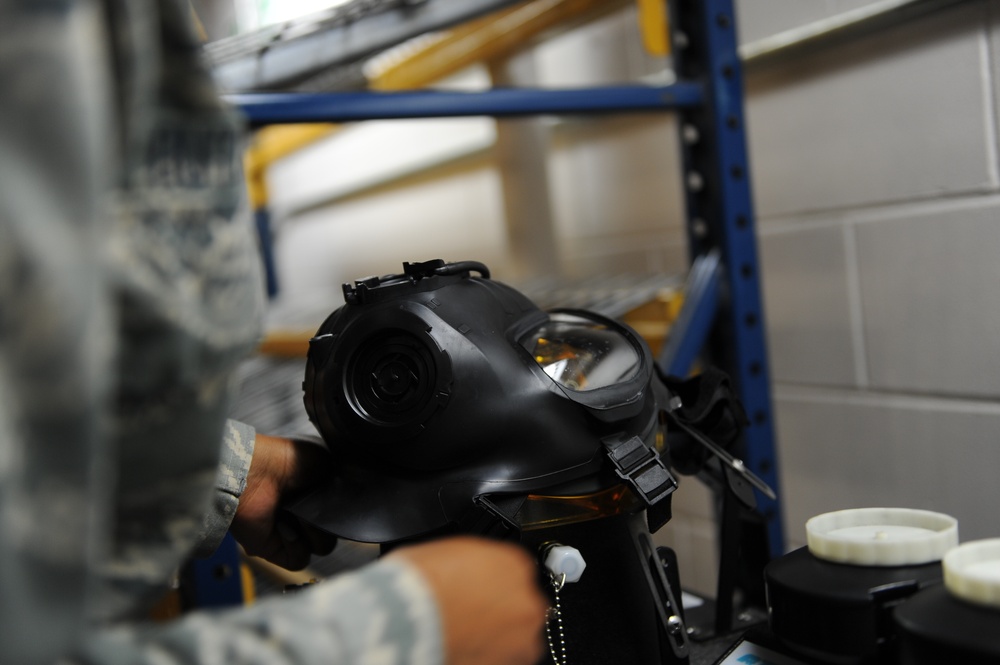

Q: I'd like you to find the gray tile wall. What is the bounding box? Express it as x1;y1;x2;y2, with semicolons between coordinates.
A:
743;0;1000;559
746;1;996;218
774;386;1000;547
736;0;884;44
856;200;1000;397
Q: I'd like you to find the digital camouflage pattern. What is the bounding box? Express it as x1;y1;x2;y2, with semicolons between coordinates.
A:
0;1;442;663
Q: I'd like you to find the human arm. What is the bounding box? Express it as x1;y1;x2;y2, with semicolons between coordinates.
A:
227;430;338;570
191;417;338;569
77;537;547;665
194;426;547;664
77;555;444;665
0;2;546;663
389;538;549;665
191;419;256;558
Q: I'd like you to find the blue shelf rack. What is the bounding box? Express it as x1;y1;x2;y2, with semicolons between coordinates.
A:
231;0;785;559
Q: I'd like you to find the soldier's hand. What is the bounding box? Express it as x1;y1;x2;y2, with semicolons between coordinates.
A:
389;537;548;665
230;434;336;570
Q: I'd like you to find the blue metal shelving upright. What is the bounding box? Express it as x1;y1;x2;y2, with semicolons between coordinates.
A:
232;0;784;558
667;0;784;559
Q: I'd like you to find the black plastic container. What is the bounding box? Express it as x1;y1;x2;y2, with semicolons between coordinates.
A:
765;546;943;664
895;538;1000;664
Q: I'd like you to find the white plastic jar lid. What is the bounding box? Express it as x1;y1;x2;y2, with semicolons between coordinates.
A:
806;507;958;566
944;538;1000;608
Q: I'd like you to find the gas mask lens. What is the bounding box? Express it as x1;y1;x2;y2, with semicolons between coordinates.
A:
520;312;641;391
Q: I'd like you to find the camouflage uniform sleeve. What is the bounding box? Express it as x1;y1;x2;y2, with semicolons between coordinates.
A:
0;1;115;661
2;2;450;664
76;558;445;665
191;419;257;558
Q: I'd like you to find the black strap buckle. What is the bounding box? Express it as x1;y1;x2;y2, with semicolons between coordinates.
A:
602;434;677;506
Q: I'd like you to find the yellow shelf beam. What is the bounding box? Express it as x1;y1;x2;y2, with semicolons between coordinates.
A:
244;0;653;205
369;0;632;90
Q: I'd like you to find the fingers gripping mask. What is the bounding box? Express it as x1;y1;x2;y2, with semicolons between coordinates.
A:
289;260;677;544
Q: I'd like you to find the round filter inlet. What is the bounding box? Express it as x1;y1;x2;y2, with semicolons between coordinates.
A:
806;507;958;566
944;538;1000;609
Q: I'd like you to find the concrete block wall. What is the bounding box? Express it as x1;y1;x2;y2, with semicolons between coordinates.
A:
743;0;1000;552
256;0;1000;596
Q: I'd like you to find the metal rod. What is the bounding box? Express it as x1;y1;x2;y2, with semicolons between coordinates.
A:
658;249;722;378
209;0;527;92
230;83;704;126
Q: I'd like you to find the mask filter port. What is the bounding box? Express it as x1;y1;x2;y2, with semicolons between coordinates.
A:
347;330;438;429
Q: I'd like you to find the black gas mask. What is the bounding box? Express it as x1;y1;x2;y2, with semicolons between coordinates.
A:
293;259;677;542
290;259;765;665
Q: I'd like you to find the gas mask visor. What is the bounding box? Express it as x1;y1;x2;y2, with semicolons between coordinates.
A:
519;310;646;413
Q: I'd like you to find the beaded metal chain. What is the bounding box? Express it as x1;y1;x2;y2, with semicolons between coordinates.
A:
545;572;569;665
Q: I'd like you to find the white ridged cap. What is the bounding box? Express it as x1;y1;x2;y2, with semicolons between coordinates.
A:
944;539;1000;608
806;507;958;566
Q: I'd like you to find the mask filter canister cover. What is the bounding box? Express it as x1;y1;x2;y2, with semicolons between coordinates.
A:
764;507;957;664
894;538;1000;664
